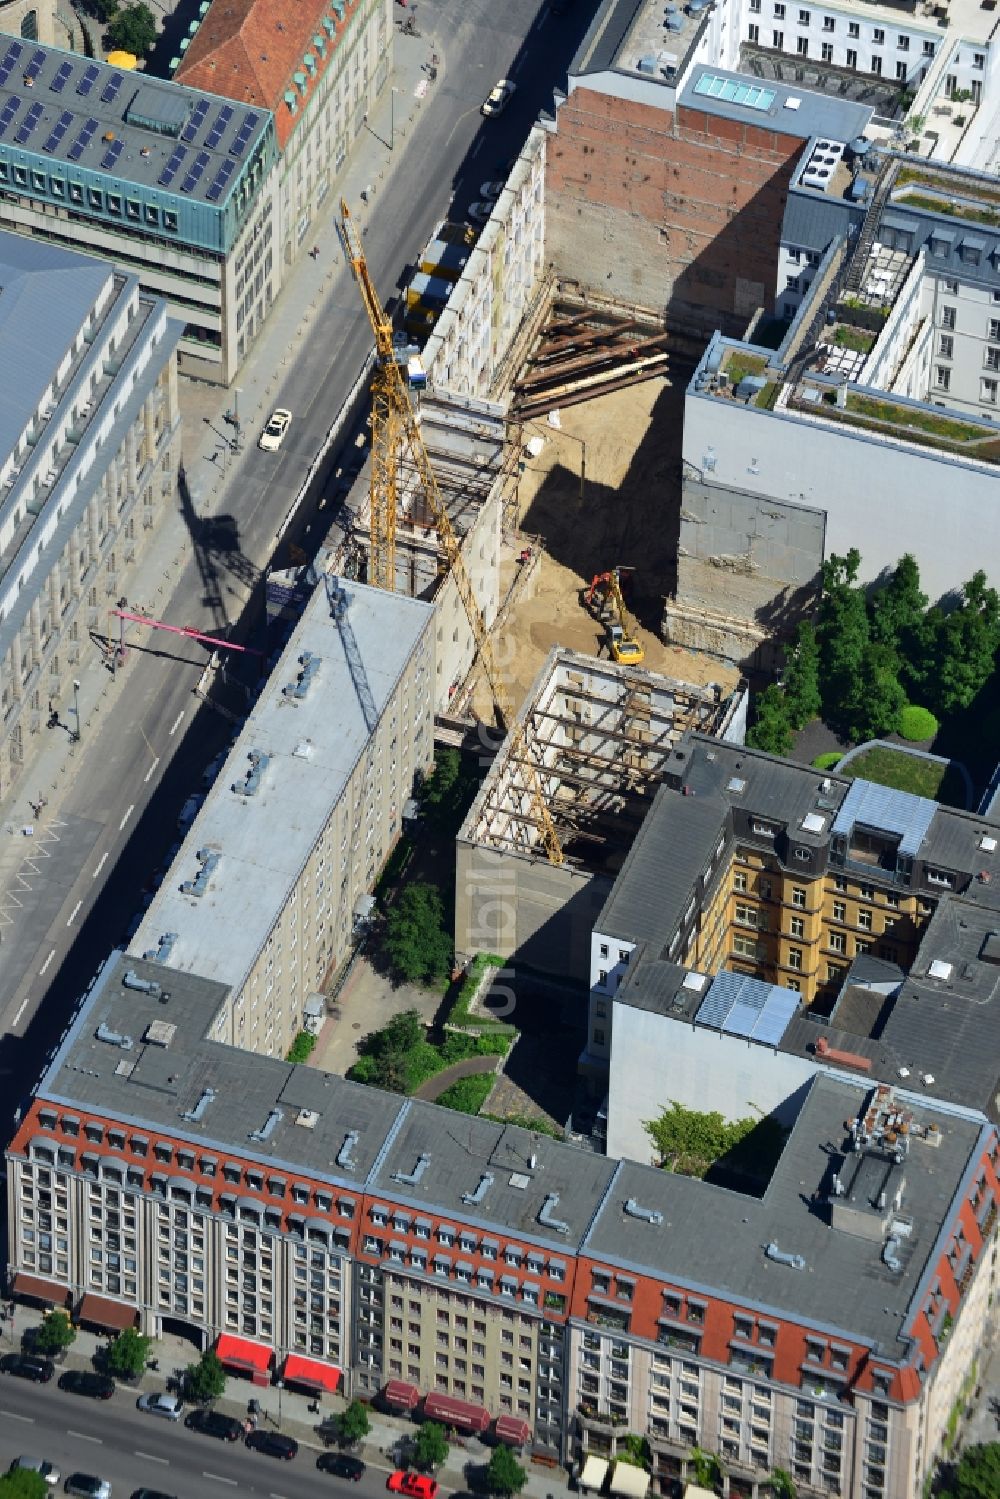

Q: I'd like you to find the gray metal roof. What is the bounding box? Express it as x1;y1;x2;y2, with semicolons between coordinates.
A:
680;65;873;143
0;40;269;207
832;779;937;858
132;577;434;993
0;231;109;471
584;1072;987;1356
596;785;728;948
781;187;859;254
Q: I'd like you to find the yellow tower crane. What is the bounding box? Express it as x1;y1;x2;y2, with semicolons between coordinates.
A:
339;200;564;866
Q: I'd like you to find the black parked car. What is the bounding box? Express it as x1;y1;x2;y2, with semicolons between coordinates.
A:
184;1409;243;1442
130;1490;179;1499
0;1354;55;1383
58;1370;115;1400
246;1430;298;1460
318;1454;367;1481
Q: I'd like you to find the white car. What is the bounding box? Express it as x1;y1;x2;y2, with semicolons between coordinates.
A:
9;1458;60;1487
137;1391;183;1421
466;200;497;225
479;180;504;199
258;408;292;452
481;79;515;116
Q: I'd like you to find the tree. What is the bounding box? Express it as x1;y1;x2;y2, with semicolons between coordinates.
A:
869;553;927;658
782;621;822;729
745;684;793;756
930;572;1000;716
383;881;453;986
486;1444;527;1496
817;550;870;730
839;642;906;743
769;1470;797;1499
689;1447;723;1491
950;1442;1000;1499
105;1326;153;1380
616;1434;651;1470
184;1349;227;1403
34;1309;75;1355
106;2;157;55
0;1471;49;1499
412;1421;449;1471
336;1399;371;1448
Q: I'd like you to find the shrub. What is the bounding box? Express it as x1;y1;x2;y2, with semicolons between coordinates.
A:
812;751;842;770
897;703;939;742
287;1029;317;1063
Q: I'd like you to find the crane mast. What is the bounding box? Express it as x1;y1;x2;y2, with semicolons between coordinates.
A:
339;201;563;866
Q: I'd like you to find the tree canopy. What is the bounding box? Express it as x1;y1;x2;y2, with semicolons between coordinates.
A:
105;1326;152;1379
0;1471;49;1499
383;881;453;986
412;1421;449;1471
34;1309;75;1354
947;1442;1000;1499
336;1399;371;1447
184;1349;227;1403
106;2;157;55
486;1444;528;1495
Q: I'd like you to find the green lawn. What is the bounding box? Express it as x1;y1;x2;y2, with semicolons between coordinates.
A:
846;393;987;444
833;325;875;354
724;351;769;385
840;747;965;806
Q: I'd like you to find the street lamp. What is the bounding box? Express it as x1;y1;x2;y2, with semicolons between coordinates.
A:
72;678;81;743
276;1377;284;1426
390;87;398;151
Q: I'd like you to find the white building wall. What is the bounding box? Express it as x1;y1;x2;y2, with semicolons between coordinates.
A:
740;0;944;88
606;1001;816;1164
682;386;1000;599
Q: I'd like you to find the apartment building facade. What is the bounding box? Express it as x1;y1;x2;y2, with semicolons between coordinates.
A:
0;41;277;382
176;0;392;274
0;232;181;804
132;576;435;1058
6;941;997;1499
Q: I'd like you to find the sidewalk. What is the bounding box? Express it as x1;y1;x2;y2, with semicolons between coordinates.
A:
4;1304;573;1499
0;26;441;923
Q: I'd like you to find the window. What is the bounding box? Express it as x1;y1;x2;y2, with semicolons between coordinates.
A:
832;900;846;922
973;51;985;68
788;948;803;971
935;366;951;391
873;26;884;41
829;932;846;954
797;36;808;54
790;917;805;938
941;305;956;330
798;7;809;20
748;22;759;40
897;34;909;49
871;54;882;74
749;0;761;9
774;2;785;14
792;887;807;909
923;39;935;54
847;19;859;34
821;42;832;60
822;13;834;27
773;30;784;46
989;320;1000;341
986;347;1000;372
846;47;857;67
735;903;762;929
981;378;998;405
939;334;954;359
857;909;873;931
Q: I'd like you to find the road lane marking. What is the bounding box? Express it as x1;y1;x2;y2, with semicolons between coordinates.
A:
119;803;135;831
144;757;160;784
67;1430;102;1443
134;1452;168;1464
12;997;29;1026
203;1475;237;1486
169;711;185;736
0;1409;34;1422
39;949;56;977
66;899;82;926
92;851;109;880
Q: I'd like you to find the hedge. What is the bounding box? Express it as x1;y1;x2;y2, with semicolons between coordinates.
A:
287;1030;317;1063
446;953;517;1039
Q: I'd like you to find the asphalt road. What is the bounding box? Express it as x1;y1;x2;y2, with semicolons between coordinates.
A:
0;0;601;1131
0;1368;398;1499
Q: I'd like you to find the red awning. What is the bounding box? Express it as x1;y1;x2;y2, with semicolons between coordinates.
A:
216;1333;273;1386
495;1415;531;1446
422;1391;491;1433
78;1293;139;1330
283;1353;341;1393
383;1379;420;1410
12;1273;70;1306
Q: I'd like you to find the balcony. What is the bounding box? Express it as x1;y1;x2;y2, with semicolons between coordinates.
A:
656;1325;701;1355
577;1403;627;1434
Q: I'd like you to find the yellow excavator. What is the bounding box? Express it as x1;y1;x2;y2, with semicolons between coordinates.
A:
585;568;644;666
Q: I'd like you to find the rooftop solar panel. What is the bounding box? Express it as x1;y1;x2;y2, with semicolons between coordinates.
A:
101;137;124;170
15;101;44;144
0;99;21;138
25;48;46;80
42;110;74;153
101;71;123;104
752;988;798;1046
51;61;73;94
206;157;236;202
158;143;187;187
181;98;210;142
77;64;100;97
1;42;23;68
67;116;98;161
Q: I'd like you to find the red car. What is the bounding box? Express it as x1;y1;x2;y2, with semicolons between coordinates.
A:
387;1474;439;1499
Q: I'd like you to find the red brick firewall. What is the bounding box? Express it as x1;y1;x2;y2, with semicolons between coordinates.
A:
545;87;805;333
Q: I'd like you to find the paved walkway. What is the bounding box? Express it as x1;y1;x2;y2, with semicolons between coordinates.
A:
5;1305;573;1499
0;26;440;921
413;1054;499;1101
